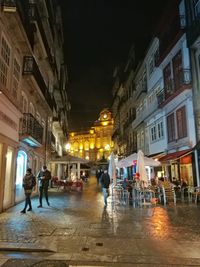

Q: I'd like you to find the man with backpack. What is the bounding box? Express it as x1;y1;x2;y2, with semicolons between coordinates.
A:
20;168;36;213
99;169;110;207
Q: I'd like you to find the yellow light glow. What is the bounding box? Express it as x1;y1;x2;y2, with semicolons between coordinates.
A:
105;144;110;151
90;129;94;134
102;121;108;126
79;144;83;149
90;143;94;149
85;156;89;160
103;114;107;119
70;132;74;137
65;143;71;151
96;143;101;149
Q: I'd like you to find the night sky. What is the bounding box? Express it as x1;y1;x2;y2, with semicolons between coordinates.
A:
59;0;173;131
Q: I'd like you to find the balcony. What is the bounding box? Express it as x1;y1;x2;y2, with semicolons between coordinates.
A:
20;113;43;147
23;56;53;111
157;69;191;107
28;2;55;68
135;82;147;100
132;98;158;129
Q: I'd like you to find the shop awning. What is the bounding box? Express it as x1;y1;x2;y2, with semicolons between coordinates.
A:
159;148;192;162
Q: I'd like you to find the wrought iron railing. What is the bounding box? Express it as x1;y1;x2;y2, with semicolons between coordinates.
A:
157;69;191;106
20;113;43;145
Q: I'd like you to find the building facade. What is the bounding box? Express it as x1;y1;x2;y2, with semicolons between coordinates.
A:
68;109;113;162
0;0;69;212
112;0;199;186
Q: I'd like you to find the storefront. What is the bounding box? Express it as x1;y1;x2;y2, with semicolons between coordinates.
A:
0;94;21;212
159;149;194;186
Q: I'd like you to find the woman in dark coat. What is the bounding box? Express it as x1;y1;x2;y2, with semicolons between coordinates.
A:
21;168;36;214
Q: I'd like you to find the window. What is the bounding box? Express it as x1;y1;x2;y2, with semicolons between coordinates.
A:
157;121;164;139
167;113;176;142
137;133;140;149
21;92;28;113
154;49;159;66
12;58;20;98
163;63;172;97
141;131;144;148
194;0;200;17
149;57;154;75
150;126;157;142
176;106;187;139
0;36;11;87
172;50;182;90
36;112;41;123
29;102;35;116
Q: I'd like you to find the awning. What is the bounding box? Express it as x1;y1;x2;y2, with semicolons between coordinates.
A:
116;152;160;168
159;149;192;162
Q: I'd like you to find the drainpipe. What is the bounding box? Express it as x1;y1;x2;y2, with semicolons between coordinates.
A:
194;149;200;186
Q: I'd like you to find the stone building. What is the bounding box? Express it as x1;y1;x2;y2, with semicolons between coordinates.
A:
68;109;113;162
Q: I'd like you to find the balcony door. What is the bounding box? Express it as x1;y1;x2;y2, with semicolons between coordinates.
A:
163;63;172;98
172;50;183;91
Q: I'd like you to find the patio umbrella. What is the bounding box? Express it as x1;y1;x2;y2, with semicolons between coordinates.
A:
136;150;148;188
108;152;116;185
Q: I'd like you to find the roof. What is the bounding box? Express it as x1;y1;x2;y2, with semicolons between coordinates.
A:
159;149;192;162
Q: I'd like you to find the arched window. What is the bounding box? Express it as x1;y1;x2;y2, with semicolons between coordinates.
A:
21;91;28;113
36;112;41;123
29;102;35;116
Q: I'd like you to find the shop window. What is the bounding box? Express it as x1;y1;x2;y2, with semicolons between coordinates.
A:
16;150;27;186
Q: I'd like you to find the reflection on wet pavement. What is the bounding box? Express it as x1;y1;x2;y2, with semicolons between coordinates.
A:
1;176;200;266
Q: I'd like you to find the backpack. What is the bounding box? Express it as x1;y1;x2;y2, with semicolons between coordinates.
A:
31;176;36;187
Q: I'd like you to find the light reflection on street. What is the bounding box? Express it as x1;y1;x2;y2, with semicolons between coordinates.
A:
148;207;171;240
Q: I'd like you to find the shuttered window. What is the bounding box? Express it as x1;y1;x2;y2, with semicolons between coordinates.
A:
167;113;175;143
176;106;187;139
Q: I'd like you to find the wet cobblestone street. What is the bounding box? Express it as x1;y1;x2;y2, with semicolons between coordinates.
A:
0;176;200;266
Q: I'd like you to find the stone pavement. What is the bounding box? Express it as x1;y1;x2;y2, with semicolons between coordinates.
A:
0;177;200;266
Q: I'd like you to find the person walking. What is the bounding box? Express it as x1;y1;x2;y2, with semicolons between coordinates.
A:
99;169;110;207
21;168;36;214
37;165;51;208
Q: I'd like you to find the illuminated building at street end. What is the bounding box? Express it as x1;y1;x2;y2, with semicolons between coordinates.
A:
68;109;114;161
